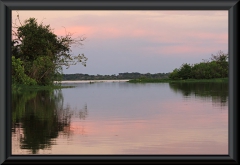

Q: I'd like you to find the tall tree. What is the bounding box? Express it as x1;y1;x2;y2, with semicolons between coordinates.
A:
12;16;87;85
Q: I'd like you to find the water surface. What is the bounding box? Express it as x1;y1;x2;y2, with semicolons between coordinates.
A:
12;82;228;154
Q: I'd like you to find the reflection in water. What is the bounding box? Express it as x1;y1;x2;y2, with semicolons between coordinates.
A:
169;82;228;107
12;82;228;154
12;90;87;154
78;104;88;120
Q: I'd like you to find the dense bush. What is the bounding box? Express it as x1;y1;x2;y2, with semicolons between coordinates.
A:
169;51;228;80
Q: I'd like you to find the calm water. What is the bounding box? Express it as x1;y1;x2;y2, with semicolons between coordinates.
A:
12;82;228;155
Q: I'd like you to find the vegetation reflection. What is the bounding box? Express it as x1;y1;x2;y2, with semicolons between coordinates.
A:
12;89;87;154
169;82;228;107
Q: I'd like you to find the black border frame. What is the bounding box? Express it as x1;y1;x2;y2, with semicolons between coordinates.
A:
0;0;239;164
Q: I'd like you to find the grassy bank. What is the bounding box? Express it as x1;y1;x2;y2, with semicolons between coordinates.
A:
128;78;228;83
12;84;75;93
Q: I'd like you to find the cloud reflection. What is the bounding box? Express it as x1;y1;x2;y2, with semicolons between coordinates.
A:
12;82;228;154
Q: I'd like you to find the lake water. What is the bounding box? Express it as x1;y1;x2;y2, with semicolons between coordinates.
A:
12;82;228;155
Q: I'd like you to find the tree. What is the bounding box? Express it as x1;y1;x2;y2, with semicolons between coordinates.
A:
210;50;228;78
178;63;192;79
169;68;180;80
168;51;228;80
211;50;228;63
12;16;87;85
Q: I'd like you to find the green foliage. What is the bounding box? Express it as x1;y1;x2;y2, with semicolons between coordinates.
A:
169;68;180;80
12;17;87;86
169;51;228;80
11;56;37;85
178;63;192;79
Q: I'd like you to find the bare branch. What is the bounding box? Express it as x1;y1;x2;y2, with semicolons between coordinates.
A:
16;11;22;26
40;17;46;24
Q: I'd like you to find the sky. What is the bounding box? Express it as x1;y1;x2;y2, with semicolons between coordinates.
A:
12;10;228;75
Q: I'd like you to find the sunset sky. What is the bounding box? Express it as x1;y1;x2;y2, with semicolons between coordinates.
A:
12;10;228;75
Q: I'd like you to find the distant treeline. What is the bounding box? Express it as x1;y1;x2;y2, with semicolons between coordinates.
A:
62;72;170;80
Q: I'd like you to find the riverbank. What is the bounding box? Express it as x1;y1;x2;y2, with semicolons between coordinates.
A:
12;78;228;92
12;84;74;93
54;79;130;84
12;80;130;92
128;78;228;83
